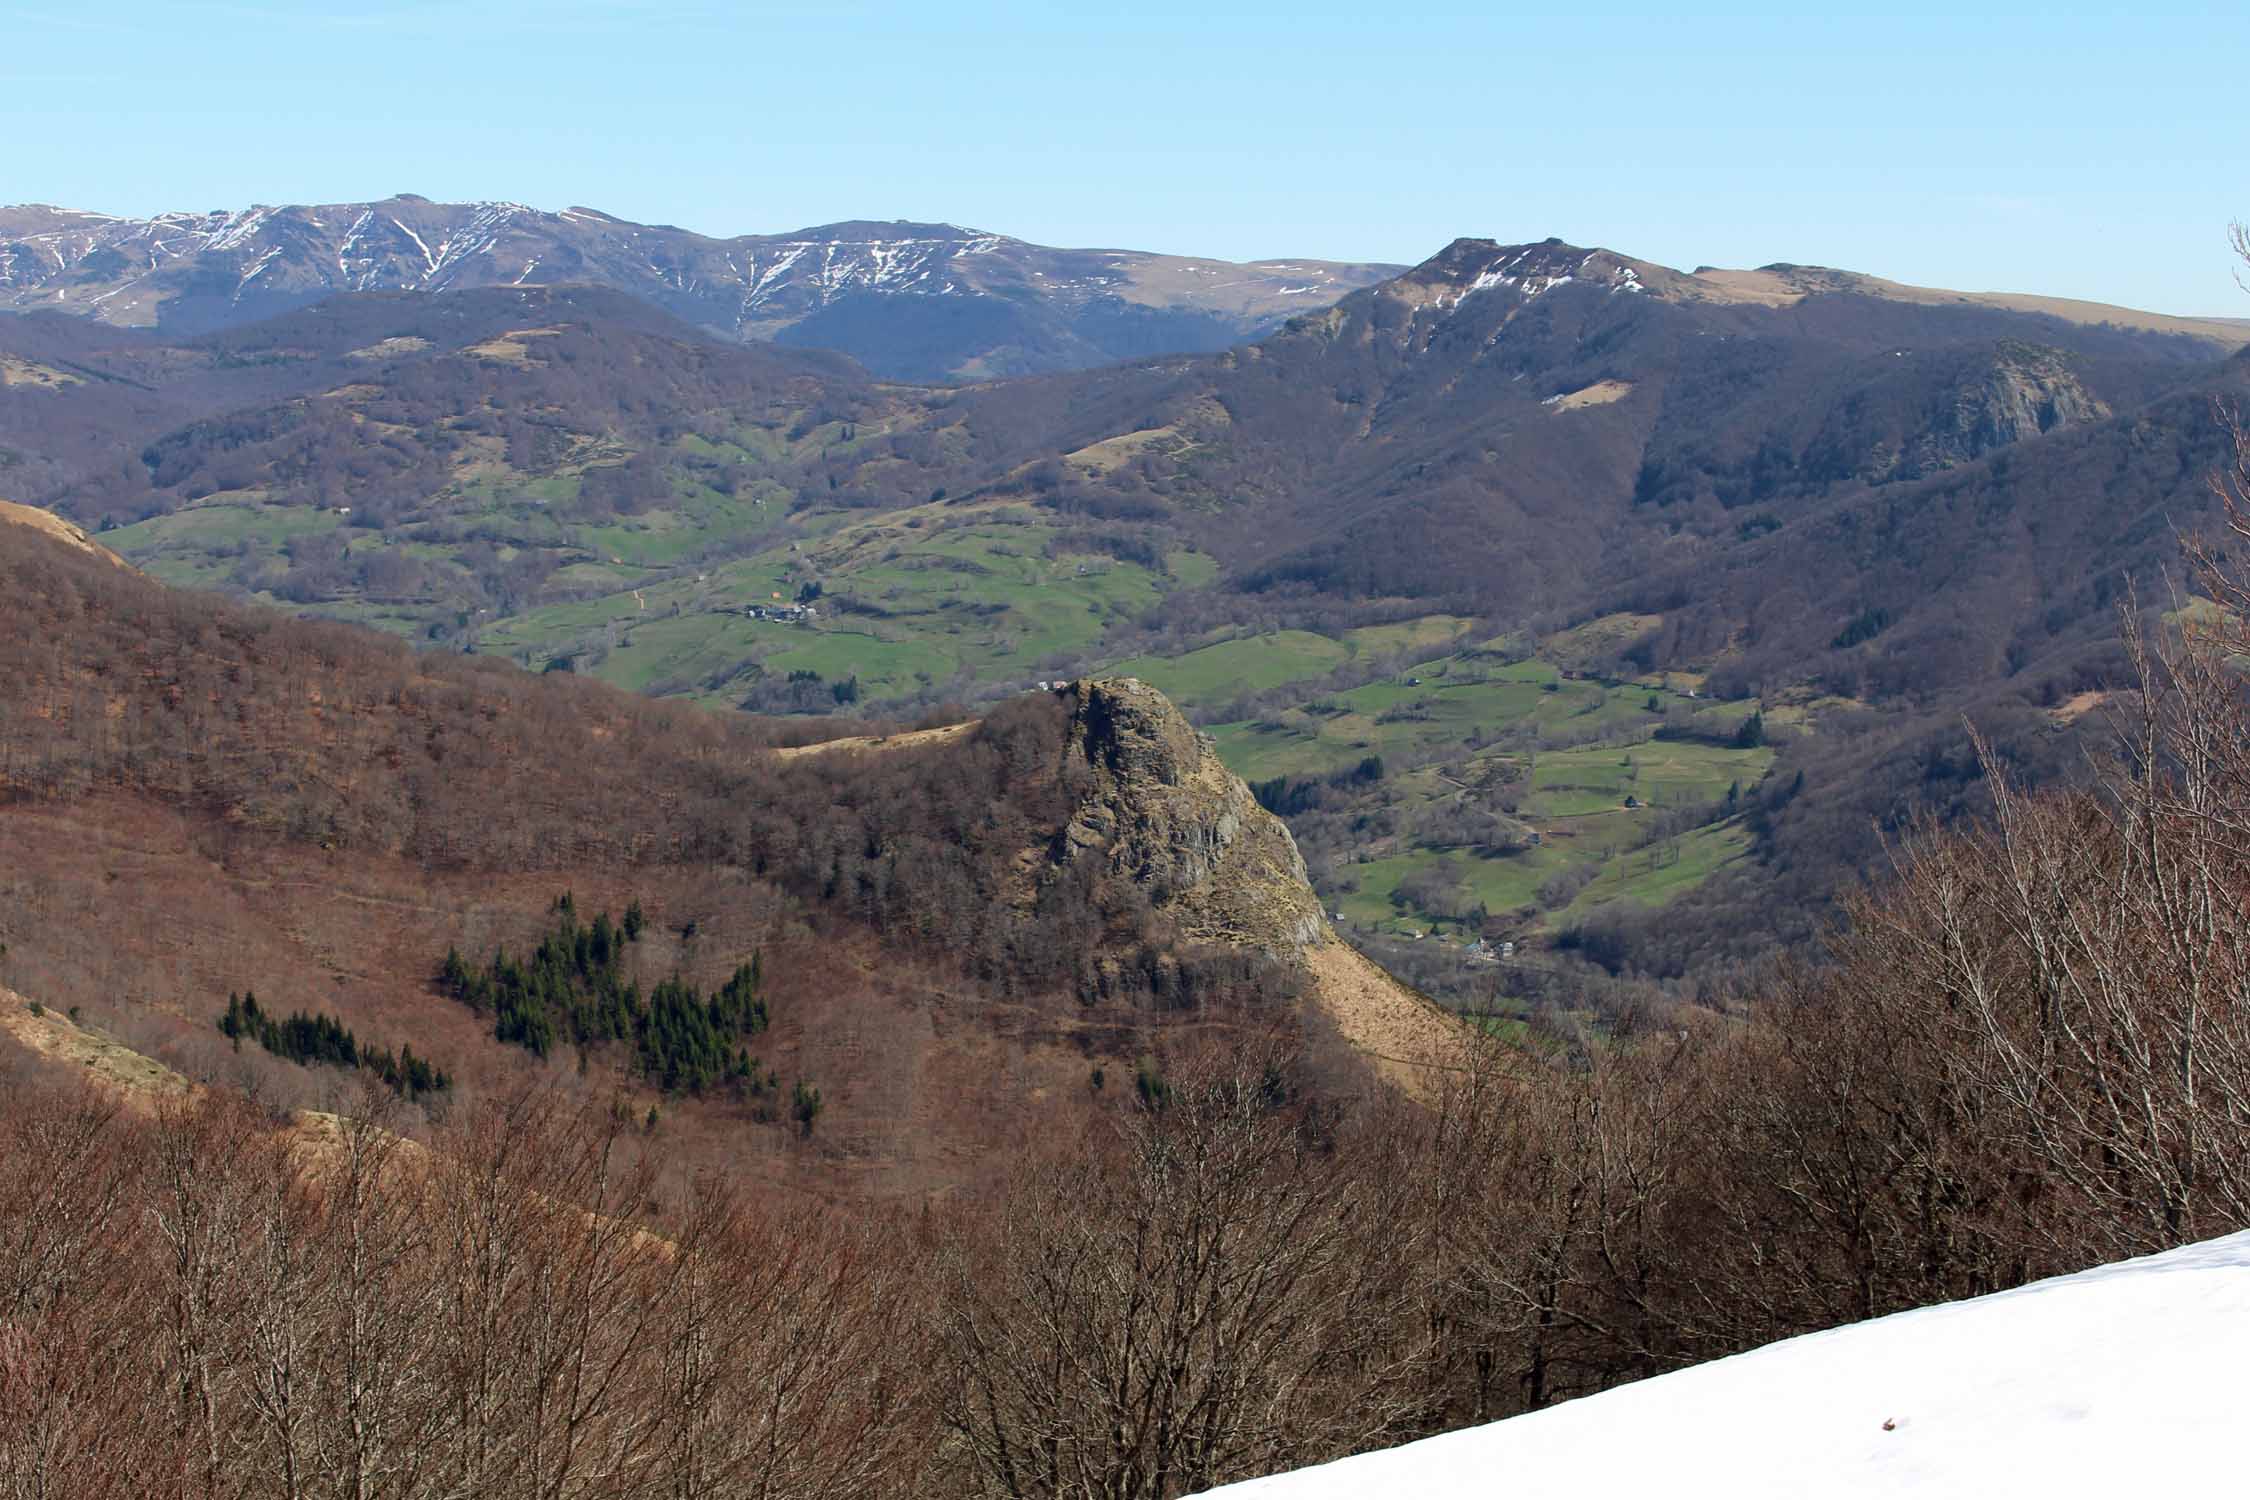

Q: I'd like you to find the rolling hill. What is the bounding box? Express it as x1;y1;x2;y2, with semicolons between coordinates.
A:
7;228;2245;976
8;478;2248;1497
0;197;1399;380
0;510;1452;1195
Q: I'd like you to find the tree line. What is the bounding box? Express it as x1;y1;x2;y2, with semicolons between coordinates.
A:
219;991;451;1100
437;895;774;1099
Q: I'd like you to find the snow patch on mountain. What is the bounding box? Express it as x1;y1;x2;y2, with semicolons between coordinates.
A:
0;196;1401;372
204;207;275;254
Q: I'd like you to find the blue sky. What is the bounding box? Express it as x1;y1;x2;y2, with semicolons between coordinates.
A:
7;1;2246;313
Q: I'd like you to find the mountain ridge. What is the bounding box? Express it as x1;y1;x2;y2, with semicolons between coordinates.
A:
0;196;1401;380
1387;235;2250;349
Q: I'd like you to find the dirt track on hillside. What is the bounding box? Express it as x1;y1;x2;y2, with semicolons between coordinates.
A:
768;721;978;761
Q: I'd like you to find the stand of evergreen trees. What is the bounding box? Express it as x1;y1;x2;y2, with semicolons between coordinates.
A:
438;894;773;1097
218;991;451;1099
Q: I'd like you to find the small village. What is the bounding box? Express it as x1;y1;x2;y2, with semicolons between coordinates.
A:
718;599;820;625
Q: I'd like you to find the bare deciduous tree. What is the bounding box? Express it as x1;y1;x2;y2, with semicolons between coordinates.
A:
941;1051;1439;1500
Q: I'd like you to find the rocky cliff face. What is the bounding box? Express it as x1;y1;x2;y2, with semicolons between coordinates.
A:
1908;343;2110;476
1749;342;2119;498
1050;678;1327;957
1044;677;1465;1096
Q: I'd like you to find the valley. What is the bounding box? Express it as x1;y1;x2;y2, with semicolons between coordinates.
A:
11;480;2250;1496
9;1;2248;1489
91;449;1789;956
11;228;2241;978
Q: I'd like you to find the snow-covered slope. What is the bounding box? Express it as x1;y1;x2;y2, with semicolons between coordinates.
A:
0;198;1398;379
1199;1231;2250;1498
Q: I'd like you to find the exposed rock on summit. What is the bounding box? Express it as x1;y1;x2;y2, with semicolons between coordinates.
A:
1049;678;1464;1096
1054;678;1326;957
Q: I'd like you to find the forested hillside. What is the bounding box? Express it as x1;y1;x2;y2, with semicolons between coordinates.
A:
10;505;2250;1495
0;518;1391;1195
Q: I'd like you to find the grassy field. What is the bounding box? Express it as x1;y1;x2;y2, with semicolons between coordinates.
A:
470;501;1213;706
1181;625;1782;939
1527;741;1770;817
1328;803;1666;937
1557;817;1757;918
1328;779;1764;939
1109;631;1352;704
109;498;343;561
1209;656;1681;784
1109;615;1476;712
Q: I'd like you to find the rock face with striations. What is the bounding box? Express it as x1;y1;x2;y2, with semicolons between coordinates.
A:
1911;342;2110;475
1051;678;1327;957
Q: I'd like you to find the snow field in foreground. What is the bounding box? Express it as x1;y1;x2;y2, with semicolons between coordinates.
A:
1198;1230;2250;1499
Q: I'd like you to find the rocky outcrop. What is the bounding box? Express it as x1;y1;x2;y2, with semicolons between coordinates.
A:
1908;343;2109;475
805;677;1465;1094
1796;344;2113;494
1047;678;1465;1097
1051;677;1327;957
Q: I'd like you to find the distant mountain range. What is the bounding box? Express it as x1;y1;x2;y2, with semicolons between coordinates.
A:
0;197;1400;380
